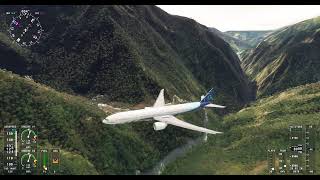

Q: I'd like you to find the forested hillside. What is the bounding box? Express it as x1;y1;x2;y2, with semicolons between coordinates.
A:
241;17;320;97
0;5;254;110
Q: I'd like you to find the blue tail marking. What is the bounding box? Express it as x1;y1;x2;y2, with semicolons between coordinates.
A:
200;88;214;107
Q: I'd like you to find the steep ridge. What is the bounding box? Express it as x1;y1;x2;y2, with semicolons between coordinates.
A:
241;17;320;97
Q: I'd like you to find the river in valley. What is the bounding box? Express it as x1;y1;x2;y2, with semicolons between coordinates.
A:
141;110;209;175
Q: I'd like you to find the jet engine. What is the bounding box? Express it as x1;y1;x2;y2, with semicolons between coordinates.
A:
153;122;168;131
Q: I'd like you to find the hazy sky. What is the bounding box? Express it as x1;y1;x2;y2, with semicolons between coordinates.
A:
157;5;320;32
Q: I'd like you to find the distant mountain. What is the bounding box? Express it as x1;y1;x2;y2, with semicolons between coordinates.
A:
225;31;272;48
0;5;254;110
209;29;272;57
241;17;320;97
209;28;252;55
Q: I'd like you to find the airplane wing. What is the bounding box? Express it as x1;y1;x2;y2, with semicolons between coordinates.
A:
154;115;222;134
153;89;165;107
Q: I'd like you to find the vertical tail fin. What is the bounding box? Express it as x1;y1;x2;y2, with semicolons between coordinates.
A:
200;88;226;109
200;88;214;105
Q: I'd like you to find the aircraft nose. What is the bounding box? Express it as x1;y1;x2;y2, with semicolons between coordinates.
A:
102;115;116;124
102;118;110;124
102;117;113;124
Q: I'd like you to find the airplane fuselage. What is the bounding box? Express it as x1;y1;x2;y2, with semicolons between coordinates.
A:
103;102;201;124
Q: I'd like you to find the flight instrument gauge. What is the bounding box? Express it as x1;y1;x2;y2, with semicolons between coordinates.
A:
8;9;43;47
21;153;37;171
21;128;37;145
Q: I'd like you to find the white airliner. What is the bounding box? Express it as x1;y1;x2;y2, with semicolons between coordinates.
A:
102;88;225;134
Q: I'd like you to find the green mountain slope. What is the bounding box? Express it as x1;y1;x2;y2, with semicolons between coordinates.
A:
241;17;320;97
0;5;254;110
0;69;162;174
164;82;320;174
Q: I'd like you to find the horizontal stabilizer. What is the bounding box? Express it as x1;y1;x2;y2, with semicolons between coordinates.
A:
204;103;226;108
